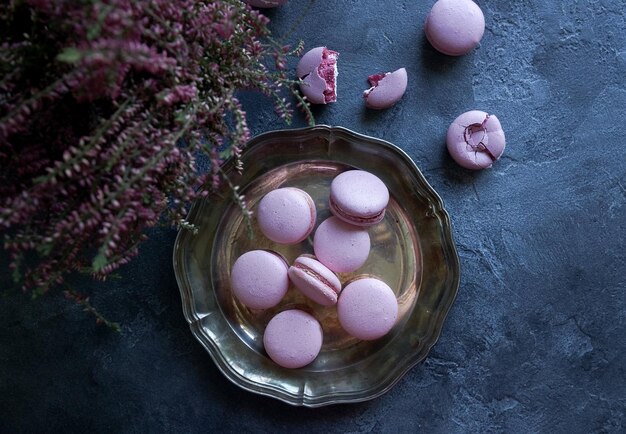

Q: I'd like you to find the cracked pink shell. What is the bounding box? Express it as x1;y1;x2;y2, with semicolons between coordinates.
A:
313;217;371;273
329;170;389;227
337;278;398;340
424;0;485;56
263;309;323;369
256;187;316;245
363;68;408;109
296;47;338;104
230;250;289;309
447;110;505;170
288;255;342;306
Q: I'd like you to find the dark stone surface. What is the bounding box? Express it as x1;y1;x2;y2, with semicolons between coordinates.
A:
1;0;625;432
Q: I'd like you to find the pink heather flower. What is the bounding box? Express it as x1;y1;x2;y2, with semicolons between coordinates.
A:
160;85;198;106
0;0;310;296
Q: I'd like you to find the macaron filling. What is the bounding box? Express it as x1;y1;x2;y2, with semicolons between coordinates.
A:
291;262;340;296
329;196;385;225
363;73;388;97
463;115;497;161
299;48;338;103
320;49;338;102
363;68;408;109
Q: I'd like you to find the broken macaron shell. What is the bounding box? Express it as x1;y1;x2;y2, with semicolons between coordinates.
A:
296;47;338;104
363;68;408;109
447;110;505;170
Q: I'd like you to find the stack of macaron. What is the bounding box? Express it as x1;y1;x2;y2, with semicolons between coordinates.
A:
230;170;398;368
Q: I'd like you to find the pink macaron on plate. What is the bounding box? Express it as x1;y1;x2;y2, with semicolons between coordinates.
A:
173;126;460;407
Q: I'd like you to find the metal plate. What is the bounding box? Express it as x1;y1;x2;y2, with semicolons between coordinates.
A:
173;125;460;407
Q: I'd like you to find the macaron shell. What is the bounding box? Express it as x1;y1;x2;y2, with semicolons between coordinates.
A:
483;115;506;153
447;110;505;170
297;47;338;104
296;46;325;79
425;0;485;56
288;256;341;306
288;267;338;306
364;68;408;110
329;170;389;226
313;217;371;273
263;310;323;369
256;187;316;245
337;278;398;340
230;250;289;309
300;74;328;104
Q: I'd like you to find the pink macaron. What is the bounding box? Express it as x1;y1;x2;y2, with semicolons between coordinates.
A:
256;187;316;245
263;309;323;369
296;46;339;104
337;277;398;340
288;255;342;306
329;170;390;227
363;68;408;110
313;216;371;273
447;110;506;170
424;0;485;56
230;250;289;309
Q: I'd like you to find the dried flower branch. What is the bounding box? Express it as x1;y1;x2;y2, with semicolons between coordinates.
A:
63;288;121;332
0;0;311;296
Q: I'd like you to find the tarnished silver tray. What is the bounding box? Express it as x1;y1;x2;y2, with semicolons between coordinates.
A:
173;125;460;407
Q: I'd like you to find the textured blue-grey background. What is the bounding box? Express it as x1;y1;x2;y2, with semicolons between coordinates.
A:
1;0;625;432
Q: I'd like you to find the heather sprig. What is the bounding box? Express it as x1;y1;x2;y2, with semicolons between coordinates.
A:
0;0;311;295
63;288;121;331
